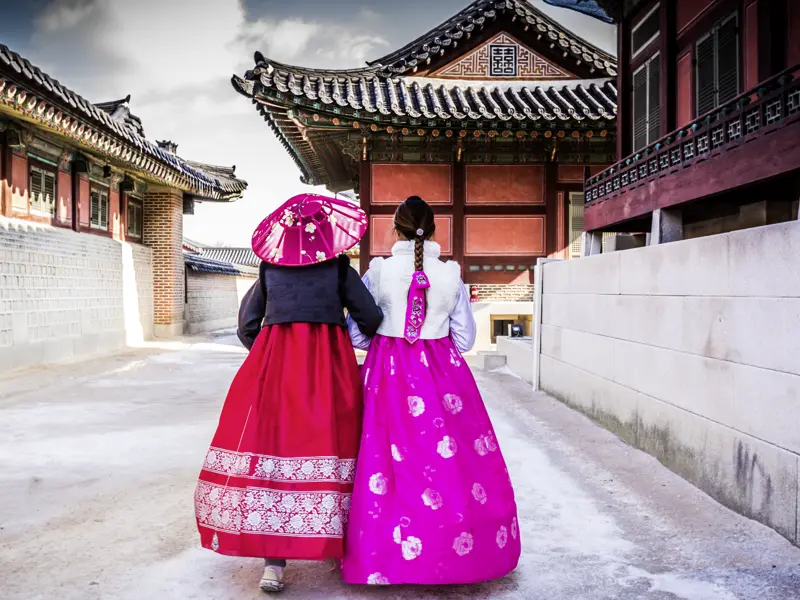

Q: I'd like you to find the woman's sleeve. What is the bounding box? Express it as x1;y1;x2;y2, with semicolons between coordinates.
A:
449;281;477;353
237;263;267;350
346;270;382;349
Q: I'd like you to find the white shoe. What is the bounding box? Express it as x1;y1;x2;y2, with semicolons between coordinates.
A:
259;566;285;593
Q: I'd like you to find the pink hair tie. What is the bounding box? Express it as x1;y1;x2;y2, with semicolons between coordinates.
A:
404;271;430;344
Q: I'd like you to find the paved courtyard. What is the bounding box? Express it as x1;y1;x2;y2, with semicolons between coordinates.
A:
1;332;799;600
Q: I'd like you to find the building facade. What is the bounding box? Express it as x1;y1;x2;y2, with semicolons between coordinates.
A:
233;0;618;345
0;44;247;374
565;0;800;249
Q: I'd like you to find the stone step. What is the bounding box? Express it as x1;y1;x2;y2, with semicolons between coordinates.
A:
473;350;507;371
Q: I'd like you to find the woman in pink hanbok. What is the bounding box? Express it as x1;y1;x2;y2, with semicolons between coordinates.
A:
341;196;520;586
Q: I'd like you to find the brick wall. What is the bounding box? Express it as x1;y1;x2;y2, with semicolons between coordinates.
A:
0;216;153;375
143;186;184;337
185;271;256;334
471;284;534;302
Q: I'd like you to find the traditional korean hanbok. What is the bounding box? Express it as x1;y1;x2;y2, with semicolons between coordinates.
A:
194;195;382;564
341;240;520;585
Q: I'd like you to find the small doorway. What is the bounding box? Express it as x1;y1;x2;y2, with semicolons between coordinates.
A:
492;319;514;343
490;314;533;343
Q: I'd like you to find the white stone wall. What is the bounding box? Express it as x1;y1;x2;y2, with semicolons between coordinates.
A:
0;217;153;374
184;271;256;335
537;221;800;546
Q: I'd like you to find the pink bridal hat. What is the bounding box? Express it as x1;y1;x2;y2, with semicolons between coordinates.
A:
252;193;367;267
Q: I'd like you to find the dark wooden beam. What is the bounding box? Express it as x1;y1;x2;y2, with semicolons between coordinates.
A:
759;0;788;81
544;161;558;257
584;119;800;230
0;133;8;218
358;159;371;275
617;21;631;159
660;0;677;136
452;161;466;278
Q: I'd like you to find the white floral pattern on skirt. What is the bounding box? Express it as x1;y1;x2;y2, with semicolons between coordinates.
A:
195;481;350;538
202;448;355;483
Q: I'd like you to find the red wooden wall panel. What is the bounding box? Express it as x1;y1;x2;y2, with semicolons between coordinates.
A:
10;152;28;213
371;164;452;204
677;0;716;33
78;175;90;228
464;216;545;256
676;52;693;127
557;165;584;183
370;214;453;256
110;187;121;240
465;165;545;204
57;170;72;226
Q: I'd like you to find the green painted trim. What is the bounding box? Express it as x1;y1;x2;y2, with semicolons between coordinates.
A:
26;152;59;168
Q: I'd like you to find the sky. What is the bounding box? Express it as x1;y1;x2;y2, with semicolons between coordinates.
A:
0;0;615;246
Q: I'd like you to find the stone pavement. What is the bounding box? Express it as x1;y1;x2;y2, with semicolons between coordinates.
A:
1;332;798;600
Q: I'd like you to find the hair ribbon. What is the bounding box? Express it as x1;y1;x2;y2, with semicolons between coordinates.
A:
404;271;430;344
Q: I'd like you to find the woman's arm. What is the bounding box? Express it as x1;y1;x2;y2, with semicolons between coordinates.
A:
345;269;382;349
237;263;267;350
449;281;477;353
345;266;383;336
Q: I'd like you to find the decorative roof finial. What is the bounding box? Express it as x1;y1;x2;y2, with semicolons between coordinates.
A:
157;140;178;154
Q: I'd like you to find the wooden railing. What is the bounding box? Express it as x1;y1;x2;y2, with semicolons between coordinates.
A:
585;65;800;205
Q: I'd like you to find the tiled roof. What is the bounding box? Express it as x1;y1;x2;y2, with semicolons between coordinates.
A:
368;0;616;77
0;44;247;202
542;0;613;23
233;63;617;122
94;94;146;136
184;253;242;276
232;61;616;186
200;247;261;268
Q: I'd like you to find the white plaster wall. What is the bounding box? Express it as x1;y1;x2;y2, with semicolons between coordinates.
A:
496;336;534;383
537;221;800;546
0;217;153;375
184;271;256;335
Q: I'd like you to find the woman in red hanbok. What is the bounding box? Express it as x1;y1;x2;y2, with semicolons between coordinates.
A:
194;194;382;593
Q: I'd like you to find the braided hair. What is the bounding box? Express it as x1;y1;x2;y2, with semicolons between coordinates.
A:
394;196;435;321
394;196;435;272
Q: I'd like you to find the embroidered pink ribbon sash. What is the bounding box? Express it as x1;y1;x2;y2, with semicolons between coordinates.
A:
404;271;430;344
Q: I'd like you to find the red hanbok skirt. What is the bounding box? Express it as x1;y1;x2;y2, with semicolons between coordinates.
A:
194;323;362;560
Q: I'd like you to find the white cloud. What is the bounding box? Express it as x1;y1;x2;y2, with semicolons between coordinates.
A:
36;0;94;33
28;0;379;245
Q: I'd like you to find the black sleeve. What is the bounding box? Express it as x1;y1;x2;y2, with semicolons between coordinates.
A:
237;263;267;350
341;259;383;337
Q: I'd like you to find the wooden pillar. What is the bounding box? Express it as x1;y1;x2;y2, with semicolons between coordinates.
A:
71;157;89;232
660;0;677;136
544;161;558;258
617;21;631;159
556;191;566;259
0;131;8;218
788;0;800;67
758;0;787;80
358;159;371;275
745;0;760;89
451;161;465;277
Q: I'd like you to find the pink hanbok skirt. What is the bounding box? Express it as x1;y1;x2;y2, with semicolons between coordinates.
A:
341;335;520;585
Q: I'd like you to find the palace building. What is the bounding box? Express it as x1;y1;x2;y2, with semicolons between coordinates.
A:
233;0;618;345
0;43;247;374
547;0;800;248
